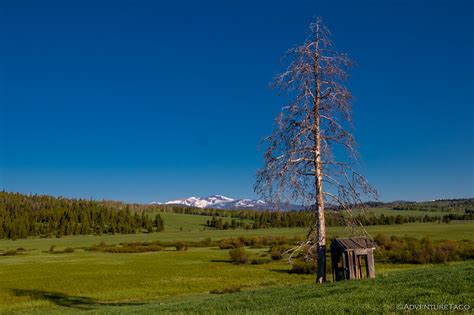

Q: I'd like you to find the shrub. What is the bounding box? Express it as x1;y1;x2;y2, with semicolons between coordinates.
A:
175;242;188;251
51;247;75;254
249;237;263;248
107;245;162;253
197;237;212;247
291;259;316;274
219;238;242;249
80;235;308;255
269;245;292;261
63;247;75;253
86;242;162;253
218;239;234;249
270;251;283;260
374;234;474;264
229;247;248;264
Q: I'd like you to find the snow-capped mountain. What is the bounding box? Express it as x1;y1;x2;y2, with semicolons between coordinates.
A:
152;195;297;210
165;195;236;209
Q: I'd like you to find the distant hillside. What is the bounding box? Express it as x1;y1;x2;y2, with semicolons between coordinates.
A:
155;194;474;212
365;198;474;213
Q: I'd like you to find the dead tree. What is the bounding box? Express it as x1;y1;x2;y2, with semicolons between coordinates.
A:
255;17;377;283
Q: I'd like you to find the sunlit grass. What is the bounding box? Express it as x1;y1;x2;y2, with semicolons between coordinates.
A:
144;261;474;314
0;214;472;313
0;244;437;313
1;255;471;314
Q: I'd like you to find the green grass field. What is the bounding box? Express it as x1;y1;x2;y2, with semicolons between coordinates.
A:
153;212;254;232
1;256;472;314
105;261;474;315
0;213;472;314
0;213;472;252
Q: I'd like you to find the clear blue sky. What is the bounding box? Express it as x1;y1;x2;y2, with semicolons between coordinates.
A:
1;0;473;203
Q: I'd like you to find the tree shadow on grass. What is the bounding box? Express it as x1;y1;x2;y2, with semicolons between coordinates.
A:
210;259;233;263
10;289;145;310
269;269;294;274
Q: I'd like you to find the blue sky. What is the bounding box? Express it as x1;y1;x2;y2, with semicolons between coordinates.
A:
1;0;473;203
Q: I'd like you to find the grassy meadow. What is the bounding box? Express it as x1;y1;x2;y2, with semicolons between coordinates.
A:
99;261;474;315
1;212;472;252
0;211;473;314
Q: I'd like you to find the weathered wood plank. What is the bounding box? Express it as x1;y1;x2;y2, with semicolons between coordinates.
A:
367;251;375;278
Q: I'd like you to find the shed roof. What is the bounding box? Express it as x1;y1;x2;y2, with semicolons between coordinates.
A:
331;236;375;251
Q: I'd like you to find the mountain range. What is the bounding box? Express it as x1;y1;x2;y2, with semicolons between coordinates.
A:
150;195;299;210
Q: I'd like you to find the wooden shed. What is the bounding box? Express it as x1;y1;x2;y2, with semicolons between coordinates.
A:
330;236;375;281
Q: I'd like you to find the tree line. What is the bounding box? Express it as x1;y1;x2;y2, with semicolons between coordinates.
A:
151;201;473;230
0;191;164;240
388;199;474;213
205;211;473;230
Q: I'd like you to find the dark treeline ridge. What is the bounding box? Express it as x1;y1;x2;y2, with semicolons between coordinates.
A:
0;192;164;240
206;212;473;230
366;198;474;213
159;206;473;230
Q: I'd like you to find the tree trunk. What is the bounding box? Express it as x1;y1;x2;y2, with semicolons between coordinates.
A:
313;20;326;284
314;114;326;283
